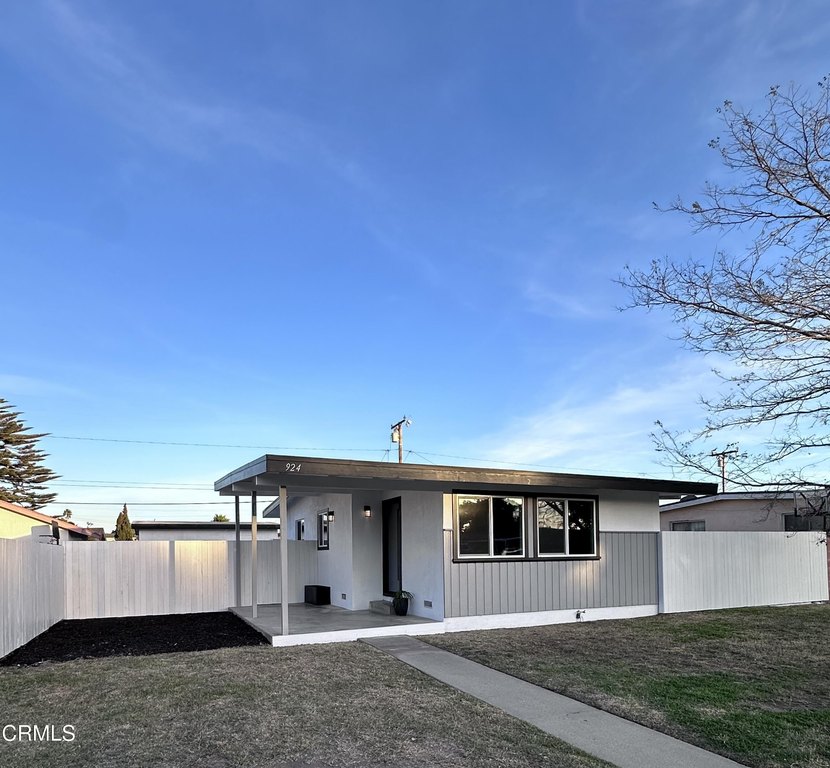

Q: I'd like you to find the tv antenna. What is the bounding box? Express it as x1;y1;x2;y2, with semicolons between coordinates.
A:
390;416;412;464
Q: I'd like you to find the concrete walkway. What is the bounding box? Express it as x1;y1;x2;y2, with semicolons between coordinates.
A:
363;635;746;768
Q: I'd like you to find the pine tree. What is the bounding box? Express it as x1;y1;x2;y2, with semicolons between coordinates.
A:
0;398;59;510
114;504;135;540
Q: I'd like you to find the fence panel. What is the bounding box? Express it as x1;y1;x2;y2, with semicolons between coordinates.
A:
659;531;829;613
0;539;64;658
64;539;318;619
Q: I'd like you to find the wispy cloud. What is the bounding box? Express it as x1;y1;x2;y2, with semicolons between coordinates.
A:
0;1;369;185
523;280;609;320
0;374;86;399
469;356;727;477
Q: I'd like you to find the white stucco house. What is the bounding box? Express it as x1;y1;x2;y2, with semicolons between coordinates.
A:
215;454;716;640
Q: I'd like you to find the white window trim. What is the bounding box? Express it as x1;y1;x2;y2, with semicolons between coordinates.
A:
456;495;525;560
535;497;597;558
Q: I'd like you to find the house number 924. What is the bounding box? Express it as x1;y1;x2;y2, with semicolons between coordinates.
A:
285;462;302;472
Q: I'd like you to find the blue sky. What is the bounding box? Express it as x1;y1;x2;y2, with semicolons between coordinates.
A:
2;1;829;526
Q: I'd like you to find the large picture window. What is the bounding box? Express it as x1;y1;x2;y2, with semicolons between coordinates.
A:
457;495;524;558
537;498;596;556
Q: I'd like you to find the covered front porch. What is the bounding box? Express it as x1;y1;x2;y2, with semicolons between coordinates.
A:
216;455;449;639
231;602;442;647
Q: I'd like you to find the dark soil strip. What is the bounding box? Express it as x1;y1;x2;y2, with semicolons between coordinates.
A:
1;611;268;666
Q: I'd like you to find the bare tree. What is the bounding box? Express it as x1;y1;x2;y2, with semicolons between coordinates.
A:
621;78;830;498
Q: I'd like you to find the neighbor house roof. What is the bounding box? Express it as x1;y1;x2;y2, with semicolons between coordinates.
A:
215;454;717;498
0;499;105;540
660;491;802;513
133;520;280;530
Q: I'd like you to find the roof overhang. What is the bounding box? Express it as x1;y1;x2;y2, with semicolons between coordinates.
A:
214;454;717;499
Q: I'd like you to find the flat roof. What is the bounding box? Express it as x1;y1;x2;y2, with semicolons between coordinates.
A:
133;520;279;529
659;491;803;512
214;454;717;498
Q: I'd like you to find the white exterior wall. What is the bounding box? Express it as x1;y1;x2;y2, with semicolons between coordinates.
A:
600;490;662;532
350;490;384;610
285;493;353;609
136;527;280;541
388;490;444;621
0;539;65;659
659;531;829;612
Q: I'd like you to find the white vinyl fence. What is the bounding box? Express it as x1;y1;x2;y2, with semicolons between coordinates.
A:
0;538;65;659
659;531;829;613
64;539;318;619
1;538;318;656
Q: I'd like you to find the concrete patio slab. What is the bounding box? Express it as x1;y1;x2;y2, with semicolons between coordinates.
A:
231;603;442;647
363;635;747;768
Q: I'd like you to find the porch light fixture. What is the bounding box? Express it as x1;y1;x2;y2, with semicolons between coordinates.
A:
363;505;372;518
325;509;335;523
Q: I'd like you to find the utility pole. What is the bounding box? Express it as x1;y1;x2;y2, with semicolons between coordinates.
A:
711;447;738;493
390;417;412;464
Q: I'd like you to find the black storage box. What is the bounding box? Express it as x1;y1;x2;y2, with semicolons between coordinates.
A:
304;584;331;606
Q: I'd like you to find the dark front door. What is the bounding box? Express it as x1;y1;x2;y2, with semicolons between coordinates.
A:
382;497;402;596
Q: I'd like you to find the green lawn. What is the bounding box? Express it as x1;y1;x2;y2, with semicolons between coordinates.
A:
0;641;611;768
426;605;830;768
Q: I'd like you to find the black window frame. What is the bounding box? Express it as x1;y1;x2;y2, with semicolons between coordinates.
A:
452;492;600;562
455;494;526;560
535;496;599;558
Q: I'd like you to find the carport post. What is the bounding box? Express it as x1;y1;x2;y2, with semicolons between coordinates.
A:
251;491;258;619
280;485;289;635
234;495;241;607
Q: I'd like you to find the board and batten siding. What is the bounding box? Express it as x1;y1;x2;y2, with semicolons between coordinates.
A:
64;539;318;620
0;538;65;659
659;531;829;613
443;531;658;618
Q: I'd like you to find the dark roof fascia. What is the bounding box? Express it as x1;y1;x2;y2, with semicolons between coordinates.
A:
214;454;717;497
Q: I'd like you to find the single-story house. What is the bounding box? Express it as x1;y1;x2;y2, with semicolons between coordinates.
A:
215;454;715;636
660;492;830;532
0;499;104;541
133;520;280;541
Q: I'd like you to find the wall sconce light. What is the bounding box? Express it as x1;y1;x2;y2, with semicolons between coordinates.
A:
363;505;372;518
325;509;335;523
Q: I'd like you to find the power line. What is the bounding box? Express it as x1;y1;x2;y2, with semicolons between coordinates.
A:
60;478;211;487
46;435;385;452
53;482;213;490
56;501;231;506
45;435;653;477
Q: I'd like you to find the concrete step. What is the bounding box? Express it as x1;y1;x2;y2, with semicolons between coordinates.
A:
369;599;393;615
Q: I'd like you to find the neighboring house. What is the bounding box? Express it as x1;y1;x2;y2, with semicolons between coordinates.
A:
659;492;830;533
133;520;280;541
215;454;716;629
0;499;104;541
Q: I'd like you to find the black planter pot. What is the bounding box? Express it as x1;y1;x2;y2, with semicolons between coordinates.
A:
392;597;409;616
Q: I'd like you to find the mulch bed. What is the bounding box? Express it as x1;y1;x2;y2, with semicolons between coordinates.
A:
1;611;268;666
